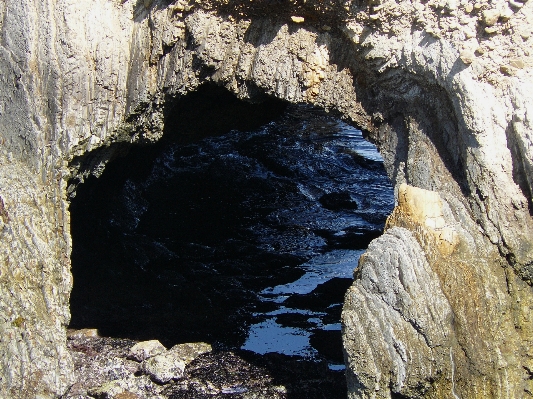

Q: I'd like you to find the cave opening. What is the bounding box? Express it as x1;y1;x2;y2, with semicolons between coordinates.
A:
67;84;394;398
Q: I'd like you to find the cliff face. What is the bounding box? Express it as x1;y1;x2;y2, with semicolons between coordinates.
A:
0;0;532;397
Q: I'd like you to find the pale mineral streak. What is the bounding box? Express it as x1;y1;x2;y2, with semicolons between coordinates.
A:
0;0;532;397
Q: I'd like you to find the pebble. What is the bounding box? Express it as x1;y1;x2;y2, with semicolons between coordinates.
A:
67;328;99;339
460;50;476;64
141;352;186;384
500;64;517;75
482;9;500;26
291;16;305;23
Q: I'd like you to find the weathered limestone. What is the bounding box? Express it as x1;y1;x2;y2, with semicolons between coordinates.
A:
343;227;454;398
0;0;532;397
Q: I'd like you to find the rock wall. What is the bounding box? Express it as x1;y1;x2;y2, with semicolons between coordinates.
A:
0;0;532;397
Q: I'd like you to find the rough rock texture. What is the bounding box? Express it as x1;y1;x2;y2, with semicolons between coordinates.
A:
0;0;532;397
127;340;167;362
64;331;291;399
343;227;453;398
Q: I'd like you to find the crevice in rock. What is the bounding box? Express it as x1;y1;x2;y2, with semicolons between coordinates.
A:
505;121;533;216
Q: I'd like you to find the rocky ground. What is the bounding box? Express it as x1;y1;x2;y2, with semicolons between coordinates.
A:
63;329;346;399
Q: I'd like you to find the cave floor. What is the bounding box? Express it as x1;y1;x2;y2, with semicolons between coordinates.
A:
64;329;346;399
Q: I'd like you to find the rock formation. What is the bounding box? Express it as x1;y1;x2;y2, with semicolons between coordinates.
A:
0;0;532;397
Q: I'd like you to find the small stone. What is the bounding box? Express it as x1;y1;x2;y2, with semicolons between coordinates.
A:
369;14;380;20
520;31;531;40
500;64;517;76
460;50;475;64
291;16;304;23
141;352;186;384
484;26;498;34
88;380;125;398
509;58;525;69
67;328;99;339
114;391;142;399
128;340;166;362
482;9;500;26
473;2;482;10
464;28;476;39
465;3;474;12
475;46;486;55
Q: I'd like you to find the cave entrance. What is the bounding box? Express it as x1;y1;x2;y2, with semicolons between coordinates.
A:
68;84;394;397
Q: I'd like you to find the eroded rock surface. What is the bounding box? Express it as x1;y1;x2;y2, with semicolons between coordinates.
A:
0;0;532;397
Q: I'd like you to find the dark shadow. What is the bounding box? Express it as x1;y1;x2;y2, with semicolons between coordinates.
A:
69;84;290;347
505;121;533;215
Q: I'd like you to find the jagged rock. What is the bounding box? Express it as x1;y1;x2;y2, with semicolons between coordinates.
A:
168;342;213;365
342;227;453;398
140;352;186;384
128;340;167;362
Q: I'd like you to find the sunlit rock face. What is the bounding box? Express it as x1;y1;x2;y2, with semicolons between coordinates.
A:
0;0;532;397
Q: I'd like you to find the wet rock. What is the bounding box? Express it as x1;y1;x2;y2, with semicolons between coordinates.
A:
318;192;358;211
284;278;353;311
309;329;344;364
128;340;167;362
162;351;288;399
275;313;318;329
315;227;382;249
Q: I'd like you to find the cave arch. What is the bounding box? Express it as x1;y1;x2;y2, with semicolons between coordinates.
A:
65;8;533;399
68;83;395;398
